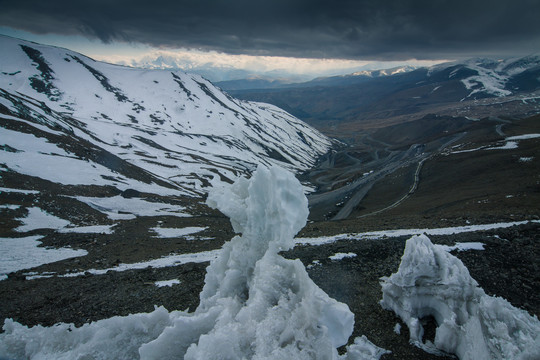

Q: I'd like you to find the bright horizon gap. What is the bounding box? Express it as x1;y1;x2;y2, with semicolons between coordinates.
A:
0;27;449;82
93;49;448;80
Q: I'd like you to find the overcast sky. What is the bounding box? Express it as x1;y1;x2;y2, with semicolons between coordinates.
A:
1;0;539;80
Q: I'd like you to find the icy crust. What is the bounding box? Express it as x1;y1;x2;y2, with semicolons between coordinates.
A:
0;166;387;359
380;234;540;360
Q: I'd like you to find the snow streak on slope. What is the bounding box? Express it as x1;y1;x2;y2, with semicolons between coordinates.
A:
350;65;417;77
0;35;331;198
460;59;513;97
296;220;540;246
430;56;540;98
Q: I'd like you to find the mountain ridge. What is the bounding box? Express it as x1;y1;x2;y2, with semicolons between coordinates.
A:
0;35;332;203
228;54;540;134
1;36;540;360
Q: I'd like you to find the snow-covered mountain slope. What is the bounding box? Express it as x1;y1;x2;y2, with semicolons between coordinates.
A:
230;54;540;133
303;56;540;97
429;55;540;98
284;66;419;88
0;35;332;199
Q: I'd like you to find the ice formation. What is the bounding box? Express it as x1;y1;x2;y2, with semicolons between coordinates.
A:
138;165;385;359
0;165;387;359
380;234;540;360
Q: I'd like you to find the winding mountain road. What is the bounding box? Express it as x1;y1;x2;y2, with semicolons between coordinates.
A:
307;132;466;220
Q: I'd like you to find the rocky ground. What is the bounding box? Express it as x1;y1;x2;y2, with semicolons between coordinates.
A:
1;199;539;360
1;114;539;359
295;220;540;359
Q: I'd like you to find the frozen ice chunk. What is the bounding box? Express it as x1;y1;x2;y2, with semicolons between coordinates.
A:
341;336;391;360
206;165;308;251
380;234;540;360
141;165;359;359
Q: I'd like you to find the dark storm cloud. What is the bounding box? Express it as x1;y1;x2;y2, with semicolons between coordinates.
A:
1;0;539;59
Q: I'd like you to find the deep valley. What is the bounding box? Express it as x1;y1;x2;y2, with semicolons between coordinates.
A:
1;36;539;359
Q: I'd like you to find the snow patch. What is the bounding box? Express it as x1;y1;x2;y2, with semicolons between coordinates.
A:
0;236;87;280
295;220;540;246
329;252;357;260
438;242;485;252
487;133;540;151
380;234;540;360
449;145;488;154
61;249;221;278
449;133;540;154
506;133;540;141
151;226;207;238
13;206;114;234
487;141;518;150
74;196;191;220
154;279;181;288
0;204;21;210
15;207;70;232
0;128;178;196
58;225;115;234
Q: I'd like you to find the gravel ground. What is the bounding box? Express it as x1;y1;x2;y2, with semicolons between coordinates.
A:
1;112;538;358
1;211;538;359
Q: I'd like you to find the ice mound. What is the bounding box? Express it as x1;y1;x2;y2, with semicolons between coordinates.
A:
380;234;540;360
1;165;387;359
1;308;174;360
139;165;384;359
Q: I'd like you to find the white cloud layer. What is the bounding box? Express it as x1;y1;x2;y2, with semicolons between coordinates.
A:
93;48;445;81
0;27;446;82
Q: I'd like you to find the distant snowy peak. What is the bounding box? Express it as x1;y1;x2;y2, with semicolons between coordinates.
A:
350;65;417;78
113;53;312;83
0;35;332;197
287;65;420;88
138;54;185;69
429;55;540;98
